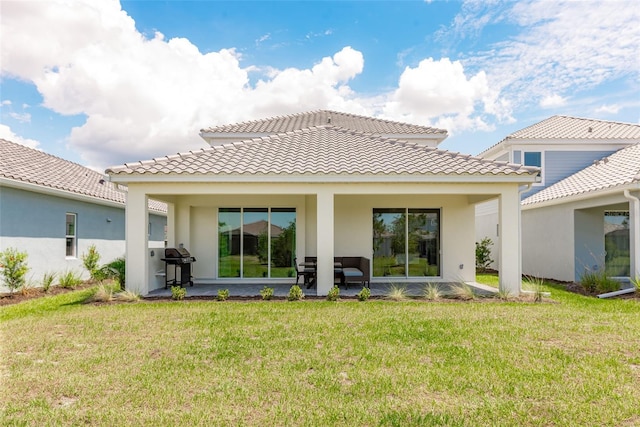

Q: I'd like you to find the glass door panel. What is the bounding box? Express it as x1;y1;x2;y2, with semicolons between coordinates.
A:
242;208;269;278
218;208;241;277
270;208;297;278
604;211;630;277
408;209;440;277
373;209;406;277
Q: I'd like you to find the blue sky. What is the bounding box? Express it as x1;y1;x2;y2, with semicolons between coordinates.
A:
1;0;639;170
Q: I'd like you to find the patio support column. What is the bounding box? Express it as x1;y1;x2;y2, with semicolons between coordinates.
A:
316;189;334;296
125;185;149;295
498;186;522;295
625;190;640;278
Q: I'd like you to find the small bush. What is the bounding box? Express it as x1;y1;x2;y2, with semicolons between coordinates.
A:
59;270;82;289
81;245;101;280
326;285;340;301
580;270;619;294
260;286;274;300
423;283;442;301
217;288;230;301
19;282;39;297
92;284;114;302
497;288;513;301
288;285;304;301
0;247;29;294
632;277;640;294
114;290;140;302
387;284;408;301
171;286;186;300
356;287;371;302
42;272;56;292
450;283;477;300
475;237;494;272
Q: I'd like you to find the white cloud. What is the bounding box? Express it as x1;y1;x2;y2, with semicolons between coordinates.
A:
451;0;640;110
0;124;40;149
595;104;621;114
8;112;31;123
1;100;11;106
381;58;504;134
539;94;567;108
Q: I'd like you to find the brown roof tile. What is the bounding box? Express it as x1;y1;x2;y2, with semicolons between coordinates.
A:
108;126;538;179
201;110;447;136
522;144;640;206
0;139;166;212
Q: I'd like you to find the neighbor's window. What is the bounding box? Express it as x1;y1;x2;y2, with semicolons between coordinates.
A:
66;213;77;257
523;151;543;184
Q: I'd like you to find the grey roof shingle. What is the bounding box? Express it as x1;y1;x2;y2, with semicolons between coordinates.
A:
479;115;640;156
108;126;538;178
522;143;640;206
201;110;448;136
0;139;166;212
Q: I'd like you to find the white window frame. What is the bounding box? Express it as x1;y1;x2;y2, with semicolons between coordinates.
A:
66;213;77;258
522;150;545;186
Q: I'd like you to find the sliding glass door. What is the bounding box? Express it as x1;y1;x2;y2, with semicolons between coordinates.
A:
373;208;440;278
218;208;296;279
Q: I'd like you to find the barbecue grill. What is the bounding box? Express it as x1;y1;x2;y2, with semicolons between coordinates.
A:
161;247;196;288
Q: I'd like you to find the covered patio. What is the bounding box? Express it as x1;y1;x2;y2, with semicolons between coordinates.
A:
106;111;539;297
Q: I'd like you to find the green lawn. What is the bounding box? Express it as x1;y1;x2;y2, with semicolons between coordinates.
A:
1;281;639;426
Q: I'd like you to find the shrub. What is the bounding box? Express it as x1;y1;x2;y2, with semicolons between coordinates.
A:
114;290;140;302
260;286;274;300
42;272;56;292
19;282;39;297
633;277;640;294
450;282;477;300
171;286;186;300
356;287;371;302
99;258;126;290
326;285;340;301
81;245;101;280
387;284;408;301
423;283;442;301
524;275;545;302
217;288;230;301
580;270;619;294
288;285;304;301
475;237;494;272
59;270;82;289
0;247;29;294
92;284;114;302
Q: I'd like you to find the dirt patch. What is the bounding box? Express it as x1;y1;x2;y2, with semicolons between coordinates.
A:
0;283;95;306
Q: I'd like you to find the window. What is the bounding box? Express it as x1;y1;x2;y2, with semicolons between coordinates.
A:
218;208;296;278
523;151;543;184
66;213;77;258
372;208;440;278
604;211;630;277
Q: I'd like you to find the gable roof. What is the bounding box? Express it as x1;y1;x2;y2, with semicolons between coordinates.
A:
479;115;640;156
107;126;538;181
522;143;640;206
201;110;448;137
0;139;166;213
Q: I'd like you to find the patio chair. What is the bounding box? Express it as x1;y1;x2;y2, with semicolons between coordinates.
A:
294;257;315;288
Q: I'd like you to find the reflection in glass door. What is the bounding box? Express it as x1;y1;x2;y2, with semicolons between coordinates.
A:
604;211;630;277
218;208;296;279
373;208;440;278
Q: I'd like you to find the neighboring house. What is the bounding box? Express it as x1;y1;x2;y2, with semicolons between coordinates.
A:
106;110;538;296
476;116;640;282
0;139;167;288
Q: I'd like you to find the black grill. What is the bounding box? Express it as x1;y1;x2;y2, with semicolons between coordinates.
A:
162;247;196;288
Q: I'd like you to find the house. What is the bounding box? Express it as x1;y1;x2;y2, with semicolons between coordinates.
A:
476;116;640;282
106;110;539;296
0;139;167;288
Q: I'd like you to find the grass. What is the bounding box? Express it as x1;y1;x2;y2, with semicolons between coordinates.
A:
1;281;640;426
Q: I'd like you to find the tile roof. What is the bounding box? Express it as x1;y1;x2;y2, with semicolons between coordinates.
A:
479;115;640;156
0;139;166;213
200;110;448;136
522;144;640;206
107;126;538;179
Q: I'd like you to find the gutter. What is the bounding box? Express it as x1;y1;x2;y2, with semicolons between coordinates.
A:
623;189;640;279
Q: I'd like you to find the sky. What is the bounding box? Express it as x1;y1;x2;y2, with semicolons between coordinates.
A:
1;0;639;172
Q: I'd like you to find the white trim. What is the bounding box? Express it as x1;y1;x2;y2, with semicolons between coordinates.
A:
522;150;545;186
